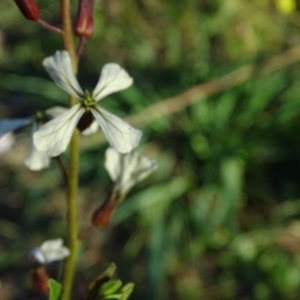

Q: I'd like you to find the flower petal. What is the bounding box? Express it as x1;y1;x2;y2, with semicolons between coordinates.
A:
24;147;51;171
33;104;84;157
125;153;158;184
45;106;69;119
43;51;83;99
0;132;15;154
105;147;158;194
92;63;133;101
91;106;142;153
0;118;32;138
24;124;51;171
40;239;63;252
31;239;70;264
104;147;122;182
31;248;47;264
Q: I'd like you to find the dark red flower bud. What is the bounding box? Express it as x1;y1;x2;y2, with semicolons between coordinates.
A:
75;0;94;38
92;194;119;227
30;266;49;292
14;0;40;21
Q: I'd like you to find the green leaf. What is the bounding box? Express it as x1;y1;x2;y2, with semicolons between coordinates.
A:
102;295;122;300
48;279;62;300
98;280;122;296
119;283;135;300
86;263;118;300
88;263;117;293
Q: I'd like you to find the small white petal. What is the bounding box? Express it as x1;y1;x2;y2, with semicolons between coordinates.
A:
126;152;158;185
34;104;84;157
31;248;47;264
31;238;70;264
24;124;51;171
0;132;15;154
24;148;51;171
43;51;83;99
92;63;133;101
105;148;157;194
0;118;32;138
45;106;69;119
41;239;63;252
81;120;99;136
91;106;142;153
104;147;122;182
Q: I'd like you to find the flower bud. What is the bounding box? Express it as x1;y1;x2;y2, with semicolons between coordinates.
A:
14;0;40;21
75;0;94;38
30;266;49;292
92;194;120;227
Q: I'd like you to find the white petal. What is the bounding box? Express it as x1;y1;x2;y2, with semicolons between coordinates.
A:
24;148;51;171
33;104;84;157
45;106;69;119
92;63;133;101
104;147;122;182
0;118;32;138
118;151;158;194
81;120;99;136
127;152;158;183
24;124;51;171
43;51;83;99
0;132;15;154
31;248;47;264
31;239;70;264
91;106;142;153
41;239;63;252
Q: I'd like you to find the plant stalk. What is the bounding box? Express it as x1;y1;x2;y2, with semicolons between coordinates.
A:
60;0;80;299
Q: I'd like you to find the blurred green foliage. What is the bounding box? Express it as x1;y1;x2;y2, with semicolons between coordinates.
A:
2;0;300;299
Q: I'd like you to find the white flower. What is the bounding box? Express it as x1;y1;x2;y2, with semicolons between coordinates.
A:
30;238;70;264
105;147;157;195
34;51;142;157
0;116;50;171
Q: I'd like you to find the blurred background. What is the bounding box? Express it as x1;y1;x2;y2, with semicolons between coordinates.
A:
2;0;300;299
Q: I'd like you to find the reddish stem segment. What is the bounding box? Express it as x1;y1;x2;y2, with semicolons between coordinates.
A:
37;19;62;34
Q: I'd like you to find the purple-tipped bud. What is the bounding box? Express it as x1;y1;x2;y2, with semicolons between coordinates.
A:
75;0;94;38
14;0;40;21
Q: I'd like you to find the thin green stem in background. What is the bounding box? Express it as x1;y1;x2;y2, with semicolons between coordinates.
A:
55;156;69;184
60;0;80;299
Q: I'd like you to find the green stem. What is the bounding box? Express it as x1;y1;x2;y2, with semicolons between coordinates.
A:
60;0;77;74
62;131;80;300
60;0;80;299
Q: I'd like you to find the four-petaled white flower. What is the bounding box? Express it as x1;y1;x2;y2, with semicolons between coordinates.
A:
0;115;50;171
33;51;142;157
105;147;158;195
30;238;70;264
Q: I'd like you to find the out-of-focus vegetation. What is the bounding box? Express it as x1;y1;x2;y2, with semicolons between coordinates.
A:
2;0;300;299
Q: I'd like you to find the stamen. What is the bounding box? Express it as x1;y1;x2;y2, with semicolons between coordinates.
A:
80;93;97;108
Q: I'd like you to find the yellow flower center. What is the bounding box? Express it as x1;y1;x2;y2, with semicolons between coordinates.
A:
81;91;97;109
